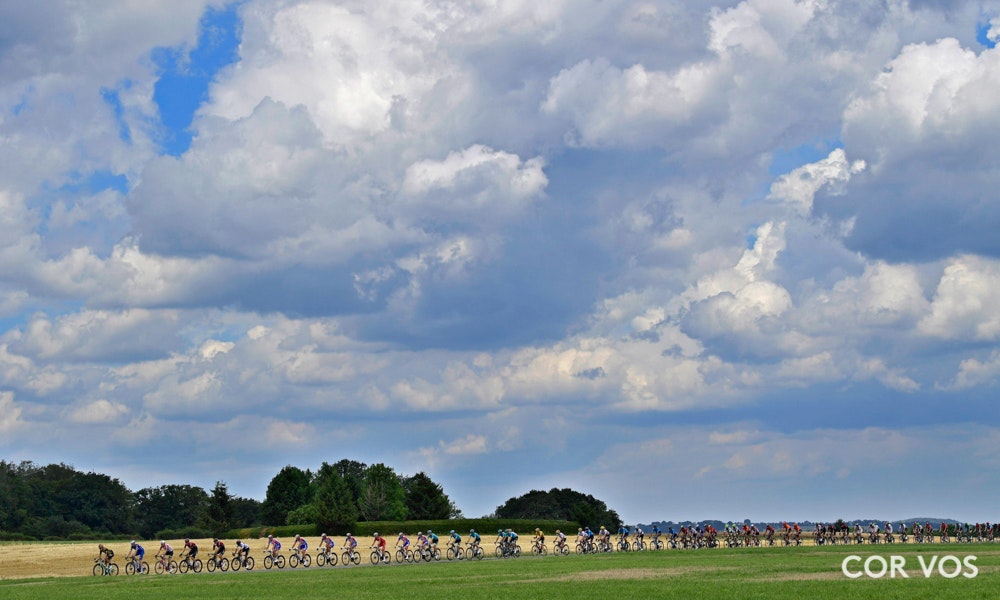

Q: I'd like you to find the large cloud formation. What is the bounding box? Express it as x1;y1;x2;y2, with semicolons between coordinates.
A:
1;0;999;522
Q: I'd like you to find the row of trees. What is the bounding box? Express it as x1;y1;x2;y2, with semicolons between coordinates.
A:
0;461;260;539
0;459;623;540
0;459;462;539
258;460;460;533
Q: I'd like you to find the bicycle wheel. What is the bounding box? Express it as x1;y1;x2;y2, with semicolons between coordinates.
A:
275;555;285;569
244;557;254;571
327;552;337;566
231;557;241;571
206;558;216;572
370;551;380;565
447;547;458;560
125;562;136;576
263;555;274;570
289;554;299;568
316;552;326;567
154;561;165;575
109;563;119;575
220;557;229;571
192;559;202;573
178;560;190;574
302;554;311;567
93;563;103;576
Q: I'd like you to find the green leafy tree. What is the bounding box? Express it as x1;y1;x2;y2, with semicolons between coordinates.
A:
358;463;407;521
261;465;313;526
202;481;233;536
402;472;452;520
134;484;210;538
329;459;367;506
494;488;621;530
230;496;262;528
315;473;358;534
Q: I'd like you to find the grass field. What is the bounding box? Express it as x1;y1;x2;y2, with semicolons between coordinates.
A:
0;541;996;599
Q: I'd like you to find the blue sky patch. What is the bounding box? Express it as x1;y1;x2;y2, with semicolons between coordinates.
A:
152;2;242;156
768;135;842;178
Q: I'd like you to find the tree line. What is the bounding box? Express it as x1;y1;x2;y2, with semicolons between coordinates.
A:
0;459;459;540
0;459;621;541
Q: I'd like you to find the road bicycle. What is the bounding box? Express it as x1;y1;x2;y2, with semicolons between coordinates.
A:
205;554;229;572
552;540;570;556
341;548;362;566
289;551;311;568
466;542;486;560
154;556;178;574
369;546;391;565
262;551;285;569
316;547;338;566
394;545;414;564
92;557;119;576
177;555;203;573
124;556;149;575
230;551;254;571
530;540;547;556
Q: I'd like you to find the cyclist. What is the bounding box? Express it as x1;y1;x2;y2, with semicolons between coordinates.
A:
181;538;198;568
533;527;545;551
317;533;334;560
126;540;145;570
292;534;308;564
96;543;114;573
448;529;462;554
634;526;645;548
372;532;388;562
416;531;429;554
234;539;251;566
212;538;226;566
598;525;611;549
157;541;175;573
554;529;567;552
468;528;482;554
396;532;410;558
617;524;629;547
344;533;358;559
507;529;519;554
651;525;662;547
266;535;281;560
428;529;440;555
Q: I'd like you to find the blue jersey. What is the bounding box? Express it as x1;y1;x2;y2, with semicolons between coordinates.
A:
470;532;481;542
132;544;144;557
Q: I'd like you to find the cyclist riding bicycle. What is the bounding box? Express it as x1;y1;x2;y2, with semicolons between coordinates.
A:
554;529;567;552
97;543;114;570
533;527;545;548
468;529;481;552
318;534;335;558
372;532;388;561
157;541;175;573
126;540;145;568
266;535;281;559
448;530;462;553
234;539;251;565
396;532;410;554
181;539;198;568
428;530;440;554
212;538;226;565
292;534;308;563
344;533;358;558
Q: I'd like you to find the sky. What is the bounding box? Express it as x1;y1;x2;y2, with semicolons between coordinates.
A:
2;0;1000;526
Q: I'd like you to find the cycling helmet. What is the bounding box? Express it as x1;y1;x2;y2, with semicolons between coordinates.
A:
346;533;352;537
131;540;136;545
469;529;475;534
450;530;455;534
295;535;300;540
160;541;165;546
373;532;379;537
417;531;423;535
236;540;242;545
184;538;190;543
213;538;219;542
268;534;273;539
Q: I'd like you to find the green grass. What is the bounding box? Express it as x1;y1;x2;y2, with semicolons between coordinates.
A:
1;543;996;599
